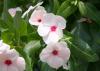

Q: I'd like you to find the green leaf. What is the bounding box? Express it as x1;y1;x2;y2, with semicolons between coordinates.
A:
1;30;14;44
78;1;100;24
57;0;77;18
78;1;87;16
53;0;60;13
64;32;99;62
88;24;100;54
88;60;100;71
0;0;3;16
60;5;77;18
71;22;92;44
25;40;41;55
13;12;27;36
69;56;88;71
57;0;71;14
88;22;100;45
2;0;14;32
24;40;42;67
0;19;8;32
71;22;100;55
41;63;55;71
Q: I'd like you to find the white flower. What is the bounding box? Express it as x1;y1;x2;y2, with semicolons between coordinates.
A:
8;7;22;17
0;40;10;53
29;6;47;26
40;41;70;69
0;48;25;71
37;13;66;44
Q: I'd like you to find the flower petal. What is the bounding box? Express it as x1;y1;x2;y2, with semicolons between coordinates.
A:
43;13;56;26
0;42;10;54
40;51;50;62
29;7;46;26
8;8;16;17
16;57;25;71
5;49;19;61
55;16;66;29
0;40;3;46
37;24;50;36
43;29;63;44
0;63;7;71
40;46;53;62
47;56;64;69
57;42;70;62
8;66;18;71
8;7;22;17
16;7;22;12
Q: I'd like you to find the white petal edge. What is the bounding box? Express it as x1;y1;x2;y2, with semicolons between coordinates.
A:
37;24;50;37
16;57;26;71
47;56;64;69
57;42;70;62
55;15;66;29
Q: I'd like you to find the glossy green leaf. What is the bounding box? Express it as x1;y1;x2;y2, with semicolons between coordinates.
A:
71;22;100;55
57;0;71;14
57;0;77;18
88;60;100;71
25;40;41;55
24;40;42;69
13;12;27;36
53;0;60;13
69;56;88;71
0;0;3;16
2;0;14;32
41;63;55;71
60;5;77;18
0;19;8;32
78;1;100;24
64;32;99;62
1;30;14;44
71;22;92;44
78;1;87;16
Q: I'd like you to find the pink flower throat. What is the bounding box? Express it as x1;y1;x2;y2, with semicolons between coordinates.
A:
4;59;12;66
51;26;57;32
38;19;42;22
52;50;58;55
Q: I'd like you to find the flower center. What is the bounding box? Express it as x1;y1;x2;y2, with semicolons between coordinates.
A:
51;26;57;32
38;19;42;22
52;50;58;55
4;59;12;66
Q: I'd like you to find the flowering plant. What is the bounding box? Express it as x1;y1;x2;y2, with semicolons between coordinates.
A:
0;0;100;71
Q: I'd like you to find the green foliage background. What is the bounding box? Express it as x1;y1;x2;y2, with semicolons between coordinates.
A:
0;0;100;71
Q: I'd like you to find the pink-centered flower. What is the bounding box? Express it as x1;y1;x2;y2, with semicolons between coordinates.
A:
8;7;22;17
29;6;47;26
0;40;26;71
37;13;66;44
0;49;25;71
40;41;70;69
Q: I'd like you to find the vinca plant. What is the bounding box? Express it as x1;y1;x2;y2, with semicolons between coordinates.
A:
0;0;100;71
